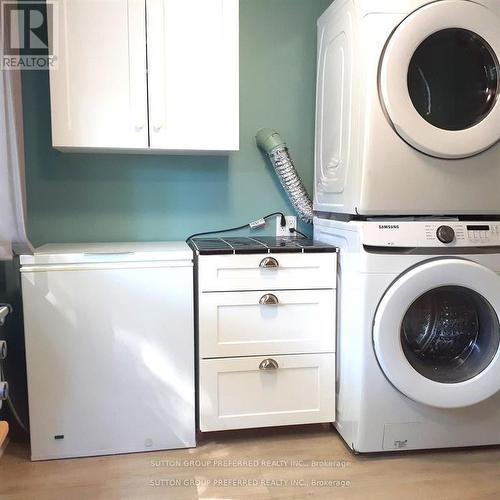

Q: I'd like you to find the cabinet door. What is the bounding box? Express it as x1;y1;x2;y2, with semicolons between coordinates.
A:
198;253;337;292
199;289;336;358
200;354;335;432
49;0;148;150
146;0;239;152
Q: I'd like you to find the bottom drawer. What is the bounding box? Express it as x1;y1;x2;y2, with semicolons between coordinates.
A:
199;354;335;432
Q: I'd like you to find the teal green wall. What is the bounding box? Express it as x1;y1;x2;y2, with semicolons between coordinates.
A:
21;0;331;246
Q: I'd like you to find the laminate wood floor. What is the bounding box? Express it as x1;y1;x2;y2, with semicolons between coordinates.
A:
1;425;499;500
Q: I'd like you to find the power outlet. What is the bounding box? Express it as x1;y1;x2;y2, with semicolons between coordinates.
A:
276;215;297;237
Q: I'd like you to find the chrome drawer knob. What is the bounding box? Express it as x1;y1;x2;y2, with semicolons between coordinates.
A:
259;257;279;269
259;359;279;371
259;294;279;306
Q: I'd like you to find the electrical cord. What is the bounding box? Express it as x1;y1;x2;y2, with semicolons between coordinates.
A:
289;228;309;239
186;212;287;242
7;396;28;433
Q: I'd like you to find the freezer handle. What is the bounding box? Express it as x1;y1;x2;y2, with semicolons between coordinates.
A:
83;252;135;256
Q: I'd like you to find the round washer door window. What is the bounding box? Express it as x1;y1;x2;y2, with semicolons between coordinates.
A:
373;259;500;408
379;1;500;159
401;286;499;384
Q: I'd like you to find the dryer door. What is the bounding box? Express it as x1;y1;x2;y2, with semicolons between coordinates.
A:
373;258;500;408
379;0;500;159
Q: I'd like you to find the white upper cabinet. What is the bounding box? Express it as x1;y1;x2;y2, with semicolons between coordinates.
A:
50;0;149;150
147;0;239;152
49;0;239;153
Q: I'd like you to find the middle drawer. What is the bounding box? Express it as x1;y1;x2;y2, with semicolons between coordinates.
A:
199;289;336;358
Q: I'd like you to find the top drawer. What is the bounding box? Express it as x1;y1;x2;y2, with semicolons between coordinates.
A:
198;253;336;292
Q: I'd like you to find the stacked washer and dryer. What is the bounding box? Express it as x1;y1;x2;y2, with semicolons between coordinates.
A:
313;0;500;452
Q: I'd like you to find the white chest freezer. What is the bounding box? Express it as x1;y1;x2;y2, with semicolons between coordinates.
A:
20;242;195;460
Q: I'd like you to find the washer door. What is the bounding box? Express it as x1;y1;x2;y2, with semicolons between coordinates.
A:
373;259;500;408
379;0;500;159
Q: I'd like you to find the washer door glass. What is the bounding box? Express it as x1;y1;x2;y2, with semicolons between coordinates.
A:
401;286;500;383
408;29;498;131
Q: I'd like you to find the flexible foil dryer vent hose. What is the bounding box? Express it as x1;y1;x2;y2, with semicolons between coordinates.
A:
256;129;313;224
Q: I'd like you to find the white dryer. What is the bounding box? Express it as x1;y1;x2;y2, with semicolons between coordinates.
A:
315;0;500;217
315;217;500;452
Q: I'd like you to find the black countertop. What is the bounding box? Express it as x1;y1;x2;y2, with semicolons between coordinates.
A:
189;237;337;255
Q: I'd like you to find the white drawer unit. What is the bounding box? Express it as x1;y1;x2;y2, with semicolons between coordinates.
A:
198;253;336;292
199;354;335;432
199;289;336;358
191;236;337;433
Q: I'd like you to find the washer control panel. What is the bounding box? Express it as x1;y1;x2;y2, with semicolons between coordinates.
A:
362;221;500;248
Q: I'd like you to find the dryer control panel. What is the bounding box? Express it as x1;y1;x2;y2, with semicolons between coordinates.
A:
362;221;500;248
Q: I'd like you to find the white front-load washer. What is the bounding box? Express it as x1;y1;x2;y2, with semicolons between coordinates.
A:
315;216;500;452
315;0;500;217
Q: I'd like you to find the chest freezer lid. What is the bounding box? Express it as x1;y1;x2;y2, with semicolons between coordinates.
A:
19;242;193;266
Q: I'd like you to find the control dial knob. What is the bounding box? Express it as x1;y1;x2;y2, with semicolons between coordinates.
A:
436;225;455;244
